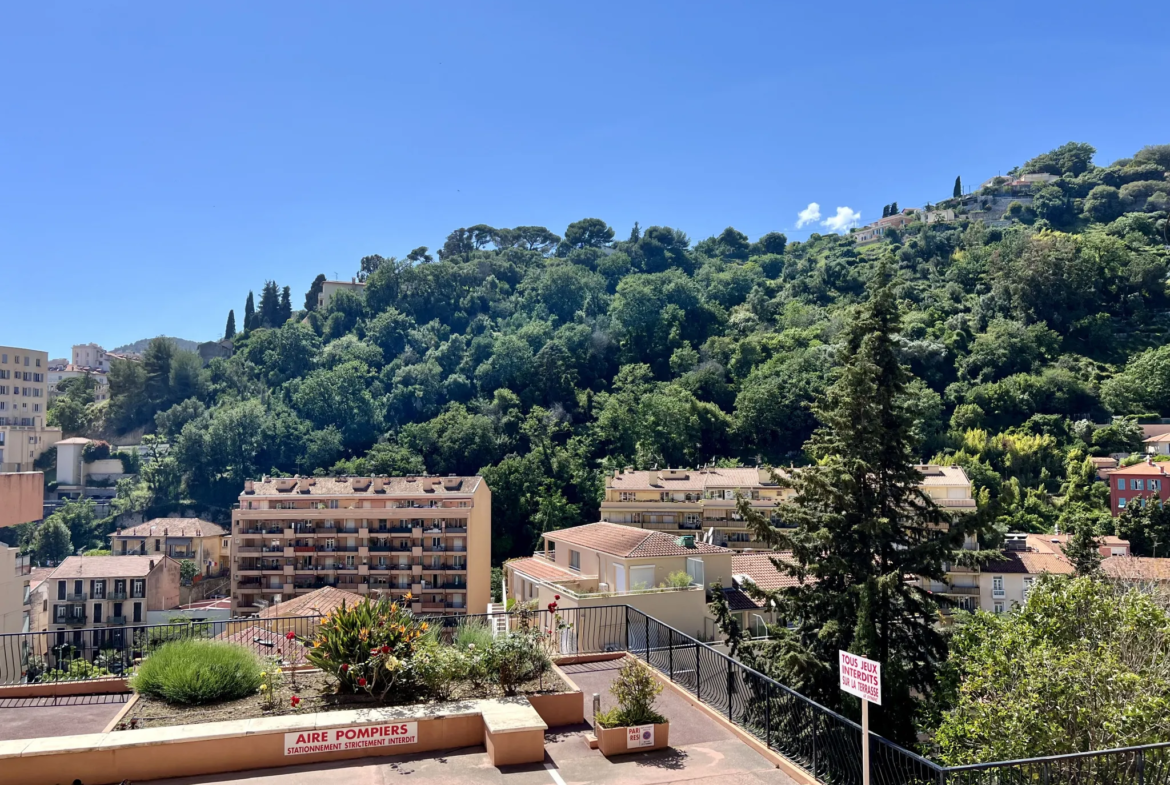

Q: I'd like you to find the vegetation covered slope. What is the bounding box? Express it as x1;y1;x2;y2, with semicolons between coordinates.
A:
51;142;1170;560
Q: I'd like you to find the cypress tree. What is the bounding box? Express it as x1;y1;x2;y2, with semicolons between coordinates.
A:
890;201;898;214
736;257;990;745
244;291;255;331
1064;519;1103;577
304;274;326;312
258;280;280;328
278;286;292;325
224;310;236;340
882;204;890;218
953;175;962;198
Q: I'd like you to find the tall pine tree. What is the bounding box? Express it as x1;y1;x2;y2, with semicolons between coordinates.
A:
953;175;962;198
735;257;989;744
244;291;255;331
258;280;280;328
224;310;236;340
304;274;326;311
278;286;292;325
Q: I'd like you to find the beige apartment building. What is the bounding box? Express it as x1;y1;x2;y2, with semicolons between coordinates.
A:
602;465;974;549
505;521;735;640
0;347;62;472
111;518;230;576
0;471;41;642
932;533;1130;613
43;556;180;654
230;475;491;617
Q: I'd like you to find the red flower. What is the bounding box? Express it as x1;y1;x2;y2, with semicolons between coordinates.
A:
285;631;296;641
554;594;560;600
340;663;349;672
290;695;301;707
380;645;390;654
358;677;367;687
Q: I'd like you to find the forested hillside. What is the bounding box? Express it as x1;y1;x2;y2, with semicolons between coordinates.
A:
52;142;1170;560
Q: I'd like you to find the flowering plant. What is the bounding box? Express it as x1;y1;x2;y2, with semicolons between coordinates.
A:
303;595;428;700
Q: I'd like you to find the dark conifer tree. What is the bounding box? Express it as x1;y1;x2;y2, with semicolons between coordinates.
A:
953;176;962;198
224;310;236;340
304;274;326;311
278;286;292;325
243;291;255;331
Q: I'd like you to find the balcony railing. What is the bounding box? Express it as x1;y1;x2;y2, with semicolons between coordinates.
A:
59;615;88;627
65;592;87;603
109;591;128;600
107;616;127;625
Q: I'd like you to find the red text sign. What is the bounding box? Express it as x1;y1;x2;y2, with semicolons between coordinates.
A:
284;722;418;755
839;650;881;705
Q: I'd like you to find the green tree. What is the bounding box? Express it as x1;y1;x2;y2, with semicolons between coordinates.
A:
953;175;962;198
563;218;614;250
142;337;177;411
1083;185;1123;223
224;309;236;340
258;280;280;328
935;577;1170;764
244;290;256;330
1022;141;1096;176
179;560;199;582
1063;516;1103;576
304;273;326;311
278;286;293;324
1116;502;1170;557
734;258;987;744
33;518;73;564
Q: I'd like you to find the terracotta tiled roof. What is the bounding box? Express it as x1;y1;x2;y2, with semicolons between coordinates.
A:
604;464;969;492
256;586;365;619
506;557;583;583
28;567;55;591
113;518;228;539
732;552;807;591
1141;424;1170;439
1145;434;1170;444
1108;461;1170;477
245;475;482;497
1027;533;1129;555
543;522;732;558
1089;457;1119;468
48;555;168;579
218;624;310;653
983;551;1074;575
1102;556;1170;582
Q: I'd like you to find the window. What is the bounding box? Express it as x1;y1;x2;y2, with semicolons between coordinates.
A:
569;550;580;571
992;575;1005;597
131;579;145;598
1119;497;1127;508
91;580;105;599
619;492;636;502
1023;577;1035;599
93;603;103;623
993;601;1004;614
133;602;142;623
57;581;66;600
1134;479;1145;491
1152;480;1162;491
1118;479;1126;490
154;539;161;552
1111;547;1126;556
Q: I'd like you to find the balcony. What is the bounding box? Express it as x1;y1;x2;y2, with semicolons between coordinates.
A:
992;589;1006;598
65;592;87;603
443;527;468;536
235;546;262;555
107;616;127;626
943;585;980;596
60;615;87;627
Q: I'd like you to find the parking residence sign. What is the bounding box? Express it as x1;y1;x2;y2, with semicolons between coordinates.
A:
839;650;881;705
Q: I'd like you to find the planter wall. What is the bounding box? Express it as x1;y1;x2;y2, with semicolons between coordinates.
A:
596;722;669;757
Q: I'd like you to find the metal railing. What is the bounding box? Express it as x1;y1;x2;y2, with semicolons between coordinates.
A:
2;604;1167;784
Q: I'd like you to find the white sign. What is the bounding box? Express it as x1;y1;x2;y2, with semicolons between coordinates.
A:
626;724;655;749
839;650;881;705
284;722;418;756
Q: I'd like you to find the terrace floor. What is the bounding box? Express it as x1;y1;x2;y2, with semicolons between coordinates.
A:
141;659;797;785
0;693;128;741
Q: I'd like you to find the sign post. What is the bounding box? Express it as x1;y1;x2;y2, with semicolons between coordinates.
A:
839;650;881;785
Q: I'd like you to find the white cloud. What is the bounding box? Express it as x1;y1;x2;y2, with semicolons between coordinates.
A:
821;206;861;233
795;202;821;228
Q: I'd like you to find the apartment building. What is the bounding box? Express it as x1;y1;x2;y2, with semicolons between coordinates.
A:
44;556;180;652
505;521;735;639
0;471;41;641
601;465;973;549
0;346;62;472
71;343;139;373
1108;459;1170;515
111;518;229;576
317;279;366;310
934;533;1130;613
230;475;491;617
46;363;110;402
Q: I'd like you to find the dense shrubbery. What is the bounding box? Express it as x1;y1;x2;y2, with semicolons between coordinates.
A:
131;639;262;705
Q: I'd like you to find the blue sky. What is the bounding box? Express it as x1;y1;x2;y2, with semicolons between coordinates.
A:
2;1;1166;357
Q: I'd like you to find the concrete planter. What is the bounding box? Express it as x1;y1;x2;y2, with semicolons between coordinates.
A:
596;722;669;757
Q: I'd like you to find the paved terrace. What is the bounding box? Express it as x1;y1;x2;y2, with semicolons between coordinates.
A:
0;693;128;741
142;659;797;785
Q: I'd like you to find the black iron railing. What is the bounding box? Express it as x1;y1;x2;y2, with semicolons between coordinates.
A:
2;603;1168;785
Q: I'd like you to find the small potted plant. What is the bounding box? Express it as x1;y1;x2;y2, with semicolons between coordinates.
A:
594;658;669;756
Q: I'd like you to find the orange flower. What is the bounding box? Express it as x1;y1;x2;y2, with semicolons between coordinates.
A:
404;592;413;600
420;622;429;631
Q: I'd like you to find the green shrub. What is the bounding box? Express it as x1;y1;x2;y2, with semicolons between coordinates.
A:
412;642;468;702
660;570;693;589
487;630;551;696
303;595;429;699
596;659;666;728
131;639;262;705
455;618;495;650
